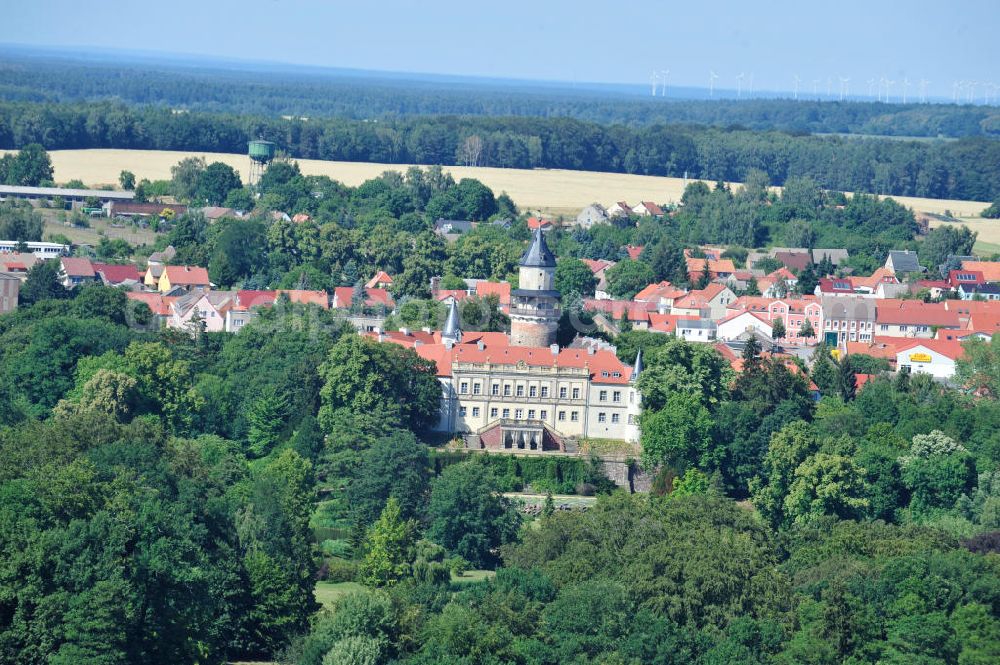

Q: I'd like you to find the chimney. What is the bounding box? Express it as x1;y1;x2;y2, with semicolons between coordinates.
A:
400;327;410;336
444;338;455;349
477;340;485;350
550;344;559;355
587;346;596;355
430;276;441;296
422;326;432;334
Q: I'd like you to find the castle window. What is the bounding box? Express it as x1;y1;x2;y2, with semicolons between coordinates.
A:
572;387;580;399
612;372;621;378
558;411;566;421
492;383;499;395
598;412;607;423
515;409;524;420
459;407;467;417
540;386;549;397
570;411;579;422
528;409;536;419
559;386;567;398
516;385;525;397
502;408;510;418
472;407;480;417
473;383;481;395
613;391;622;403
529;386;537;397
459;382;469;394
599;390;608;401
540;410;547;420
504;384;512;396
611;413;620;424
490;408;498;418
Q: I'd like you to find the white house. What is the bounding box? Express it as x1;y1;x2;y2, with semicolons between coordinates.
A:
717;311;773;342
575;204;609;228
895;340;964;380
607;201;632;217
676;318;717;343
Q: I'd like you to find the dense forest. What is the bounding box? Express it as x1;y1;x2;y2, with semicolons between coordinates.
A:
3;100;1000;201
2;53;1000;138
1;272;999;663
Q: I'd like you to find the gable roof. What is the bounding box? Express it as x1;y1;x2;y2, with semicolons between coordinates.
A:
812;248;849;265
875;300;961;328
125;291;178;316
686;257;736;275
526;216;554;230
475;281;511;305
580;258;615;275
365;270;394;288
961;261;1000;283
886;250;922;273
92;263;141;284
60;257;95;278
163;265;210;286
633;280;686;303
625;245;644;260
773;250;812;272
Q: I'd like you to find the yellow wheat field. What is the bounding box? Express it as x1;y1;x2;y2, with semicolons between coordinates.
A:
9;148;995;223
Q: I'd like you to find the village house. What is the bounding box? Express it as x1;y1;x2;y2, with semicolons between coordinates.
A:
670;283;736;321
575;204;609;229
581;259;615;300
724;296;822;346
875;300;961;338
631;201;664;217
821;295;876;345
716;310;774;342
685;257;736;283
758;268;797;298
895;339;965;380
960;260;1000;283
885;250;924;276
93;263;142;287
676;318;718;342
157;265;210;293
365;271;394;290
607;201;632;218
633;280;686;310
811;248;849;266
58;257;97;288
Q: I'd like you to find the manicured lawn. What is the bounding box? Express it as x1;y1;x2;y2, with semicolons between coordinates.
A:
314;581;365;611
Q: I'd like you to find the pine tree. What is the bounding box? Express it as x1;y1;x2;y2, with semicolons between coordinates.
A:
772;318;786;340
542;491;555;518
837;355;857;401
247;388;289;457
360;497;416;587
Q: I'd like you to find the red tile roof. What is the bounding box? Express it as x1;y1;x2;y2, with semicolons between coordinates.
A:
126;291;177;316
961;261;1000;282
625;245;644;260
435;289;470;303
365;270;394;288
633;280;685;302
648;312;694;333
875;301;961;328
164;265;210;286
685;257;736;276
475;281;511;305
92;263;141;284
583;298;656;322
61;257;95;278
527;216;553;230
580;258;615;275
333;287;393;309
236;290;277;308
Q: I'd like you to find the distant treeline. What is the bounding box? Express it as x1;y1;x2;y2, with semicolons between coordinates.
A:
2;55;1000;138
2;100;1000;201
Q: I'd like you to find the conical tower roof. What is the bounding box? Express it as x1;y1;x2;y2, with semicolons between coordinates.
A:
442;299;461;341
520;226;556;268
631;348;644;382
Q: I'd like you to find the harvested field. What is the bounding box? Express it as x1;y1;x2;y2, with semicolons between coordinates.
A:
13;148;994;221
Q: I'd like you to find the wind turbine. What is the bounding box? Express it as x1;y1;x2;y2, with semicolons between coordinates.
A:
879;77;888;102
660;69;670;96
967;81;978;104
839;77;850;101
867;78;876;99
793;74;801;100
919;79;930;103
736;72;745;99
749;72;755;98
953;80;961;104
826;77;833;98
885;79;896;102
902;77;910;104
812;79;820;98
709;70;719;97
649;71;659;97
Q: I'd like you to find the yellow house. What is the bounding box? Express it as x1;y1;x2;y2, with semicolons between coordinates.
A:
157;265;210;293
144;264;164;288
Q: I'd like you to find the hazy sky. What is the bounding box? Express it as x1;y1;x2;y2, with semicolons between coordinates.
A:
3;0;998;99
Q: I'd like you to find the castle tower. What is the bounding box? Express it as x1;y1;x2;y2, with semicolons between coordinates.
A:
510;227;560;347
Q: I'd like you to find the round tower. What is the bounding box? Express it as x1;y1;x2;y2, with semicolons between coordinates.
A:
510;227;560;347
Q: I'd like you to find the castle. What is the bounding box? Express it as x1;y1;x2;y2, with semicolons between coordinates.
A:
372;228;641;450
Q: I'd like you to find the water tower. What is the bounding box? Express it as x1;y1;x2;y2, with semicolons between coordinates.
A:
248;139;275;186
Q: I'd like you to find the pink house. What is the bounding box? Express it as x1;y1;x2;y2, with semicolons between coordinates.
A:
726;296;822;346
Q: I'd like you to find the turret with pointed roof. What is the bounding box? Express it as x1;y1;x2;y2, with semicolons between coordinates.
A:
442;299;461;345
510;227;560;347
631;348;644;383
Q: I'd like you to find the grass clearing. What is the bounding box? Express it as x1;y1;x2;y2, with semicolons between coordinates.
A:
928;216;1000;247
451;569;495;585
314;581;365;611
